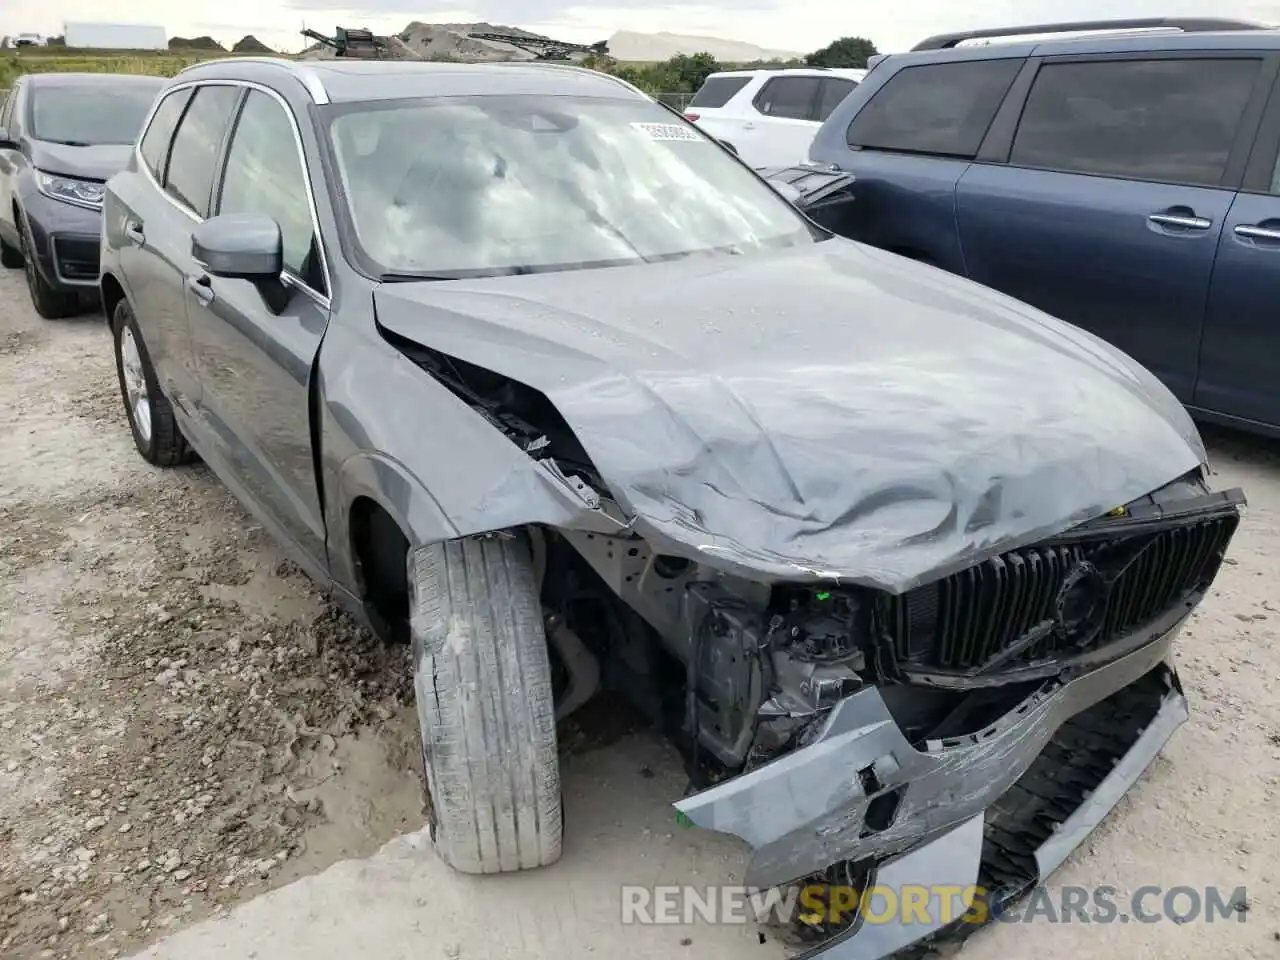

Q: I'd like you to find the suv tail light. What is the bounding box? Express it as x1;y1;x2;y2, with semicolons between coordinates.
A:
685;112;700;122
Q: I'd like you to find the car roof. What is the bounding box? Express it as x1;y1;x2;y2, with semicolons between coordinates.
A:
24;71;167;87
706;67;867;79
882;25;1280;68
176;57;649;104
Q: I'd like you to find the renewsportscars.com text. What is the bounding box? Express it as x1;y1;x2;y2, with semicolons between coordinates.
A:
620;883;1250;927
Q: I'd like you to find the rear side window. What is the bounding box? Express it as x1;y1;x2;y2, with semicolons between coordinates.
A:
846;59;1023;157
689;76;751;108
165;84;241;217
754;76;821;121
816;78;857;123
1010;58;1262;187
139;88;193;183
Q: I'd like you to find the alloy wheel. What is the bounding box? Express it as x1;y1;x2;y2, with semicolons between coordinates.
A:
119;326;153;444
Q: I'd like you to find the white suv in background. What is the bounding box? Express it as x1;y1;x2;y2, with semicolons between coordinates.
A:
684;67;867;168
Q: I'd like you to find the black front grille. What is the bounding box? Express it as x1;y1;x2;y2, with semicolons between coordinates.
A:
52;235;100;281
884;513;1239;675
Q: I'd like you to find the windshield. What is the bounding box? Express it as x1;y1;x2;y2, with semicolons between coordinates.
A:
29;83;160;146
325;95;816;279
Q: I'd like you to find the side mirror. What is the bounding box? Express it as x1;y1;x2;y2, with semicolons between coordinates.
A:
192;213;283;281
0;127;18;151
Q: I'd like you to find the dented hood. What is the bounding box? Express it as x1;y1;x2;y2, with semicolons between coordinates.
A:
373;237;1205;592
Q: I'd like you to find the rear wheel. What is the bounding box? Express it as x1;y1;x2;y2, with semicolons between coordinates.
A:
409;534;563;874
111;298;192;466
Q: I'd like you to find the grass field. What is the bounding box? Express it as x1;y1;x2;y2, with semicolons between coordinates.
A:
0;48;272;89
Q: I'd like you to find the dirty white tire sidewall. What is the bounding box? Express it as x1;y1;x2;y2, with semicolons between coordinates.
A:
409;536;562;874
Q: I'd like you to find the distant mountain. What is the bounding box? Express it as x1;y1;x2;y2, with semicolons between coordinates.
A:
170;36;226;52
607;30;804;62
232;35;274;54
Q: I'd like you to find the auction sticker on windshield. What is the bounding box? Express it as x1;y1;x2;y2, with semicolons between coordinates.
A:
630;121;704;141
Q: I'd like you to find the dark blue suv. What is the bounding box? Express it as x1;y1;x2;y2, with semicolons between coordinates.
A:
811;18;1280;437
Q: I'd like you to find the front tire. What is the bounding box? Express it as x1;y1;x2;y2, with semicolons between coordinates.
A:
19;214;75;319
111;298;192;466
409;535;563;874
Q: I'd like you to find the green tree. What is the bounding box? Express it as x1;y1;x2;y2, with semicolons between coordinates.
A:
805;36;878;69
668;51;721;91
583;51;724;96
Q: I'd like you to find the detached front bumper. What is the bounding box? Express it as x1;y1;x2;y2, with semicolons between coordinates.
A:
676;609;1192;959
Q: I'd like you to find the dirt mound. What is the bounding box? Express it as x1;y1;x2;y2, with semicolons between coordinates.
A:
232;35;274;54
170;36;225;52
298;21;578;62
398;21;542;61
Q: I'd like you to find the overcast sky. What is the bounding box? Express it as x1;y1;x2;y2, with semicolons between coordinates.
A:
7;0;1280;55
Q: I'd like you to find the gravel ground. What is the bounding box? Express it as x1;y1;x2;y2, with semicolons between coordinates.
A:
0;263;1277;960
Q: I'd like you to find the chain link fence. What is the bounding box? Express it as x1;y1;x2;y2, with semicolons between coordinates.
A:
654;92;695;111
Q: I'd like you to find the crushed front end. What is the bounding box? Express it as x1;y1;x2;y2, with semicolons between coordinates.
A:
554;471;1242;959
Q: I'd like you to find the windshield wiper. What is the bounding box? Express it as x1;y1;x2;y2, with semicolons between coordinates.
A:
378;272;457;283
40;139;94;147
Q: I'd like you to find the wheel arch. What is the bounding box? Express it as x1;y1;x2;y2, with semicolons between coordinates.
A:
347;491;414;643
100;271;127;324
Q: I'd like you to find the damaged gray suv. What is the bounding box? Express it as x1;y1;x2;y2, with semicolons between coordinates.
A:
101;57;1244;958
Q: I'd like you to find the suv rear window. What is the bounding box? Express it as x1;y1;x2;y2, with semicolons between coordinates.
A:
689;76;751;108
846;59;1022;157
1009;58;1262;187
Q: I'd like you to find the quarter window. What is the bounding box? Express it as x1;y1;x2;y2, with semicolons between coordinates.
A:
217;89;320;289
846;59;1022;157
1010;58;1262;187
754;76;821;121
816;78;857;123
165;84;240;217
139;88;193;184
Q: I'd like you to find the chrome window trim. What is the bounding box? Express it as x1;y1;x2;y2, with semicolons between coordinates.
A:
132;78;332;307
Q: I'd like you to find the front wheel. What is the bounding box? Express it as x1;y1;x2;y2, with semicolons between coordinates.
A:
0;234;22;269
409;535;562;874
19;215;75;319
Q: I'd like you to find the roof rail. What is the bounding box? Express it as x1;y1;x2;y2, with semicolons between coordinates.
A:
911;17;1269;51
175;56;329;104
516;60;653;98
